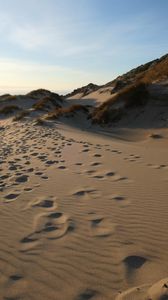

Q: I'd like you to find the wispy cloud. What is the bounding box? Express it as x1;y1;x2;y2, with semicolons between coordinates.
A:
0;5;165;59
9;25;49;50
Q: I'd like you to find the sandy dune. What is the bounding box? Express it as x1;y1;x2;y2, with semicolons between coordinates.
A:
0;116;168;300
67;87;115;106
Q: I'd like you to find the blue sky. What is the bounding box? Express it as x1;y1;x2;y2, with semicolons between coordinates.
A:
0;0;167;94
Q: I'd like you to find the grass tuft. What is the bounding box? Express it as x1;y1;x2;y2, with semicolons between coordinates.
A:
0;105;20;114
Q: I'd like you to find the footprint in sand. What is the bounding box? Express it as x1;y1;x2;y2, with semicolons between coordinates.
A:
123;255;147;270
90;162;102;167
45;160;57;166
84;169;97;176
8;165;17;171
82;149;90;153
91;171;116;180
15;175;29;183
20;211;75;253
4;192;20;202
93;154;102;158
89;214;117;237
24;187;33;192
58;165;67;170
105;171;116;177
34;199;56;209
76;289;98;300
41;175;48;180
122;255;147;283
109;194;131;206
24;196;57;212
9;274;23;281
112;195;125;201
4;273;28;299
159;164;168;169
35;171;43;176
113;175;131;182
46;212;75;239
26;167;34;173
75;162;83;166
73;188;101;199
30;152;39;157
92;174;105;180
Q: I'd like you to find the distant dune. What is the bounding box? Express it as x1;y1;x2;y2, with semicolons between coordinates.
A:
1;54;168;132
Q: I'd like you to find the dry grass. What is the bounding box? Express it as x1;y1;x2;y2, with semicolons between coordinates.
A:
66;83;99;98
4;95;17;101
92;107;123;124
33;97;51;110
26;89;50;99
0;105;20;114
142;55;168;83
92;82;149;124
0;95;17;102
33;96;61;111
46;104;89;120
27;89;63;102
34;117;45;126
121;82;149;108
105;54;168;92
0;94;11;101
13;110;30;121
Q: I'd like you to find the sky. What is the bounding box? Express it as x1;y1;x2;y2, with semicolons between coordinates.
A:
0;0;167;95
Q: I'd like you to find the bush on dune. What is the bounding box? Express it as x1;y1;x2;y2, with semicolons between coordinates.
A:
33;96;61;111
140;54;168;83
0;105;20;114
34;117;45;126
0;94;12;101
91;82;149;124
92;107;124;124
120;82;149;108
0;95;17;102
4;95;17;101
27;89;63;103
45;104;89;120
13;110;30;121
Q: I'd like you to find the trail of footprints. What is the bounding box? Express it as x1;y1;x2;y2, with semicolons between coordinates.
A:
1;122;167;299
1;137;130;202
1;125;74;198
1;121;167;199
2;122;132;251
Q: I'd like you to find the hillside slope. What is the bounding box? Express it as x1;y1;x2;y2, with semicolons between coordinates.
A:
66;54;168;107
90;54;168;126
0;54;168;129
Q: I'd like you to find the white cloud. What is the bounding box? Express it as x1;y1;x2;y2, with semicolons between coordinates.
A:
0;8;103;55
9;25;49;50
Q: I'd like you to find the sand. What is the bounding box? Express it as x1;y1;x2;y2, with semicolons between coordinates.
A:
67;86;115;106
0;117;168;300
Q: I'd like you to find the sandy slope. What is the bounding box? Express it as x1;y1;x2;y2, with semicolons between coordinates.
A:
0;118;168;300
67;87;115;106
